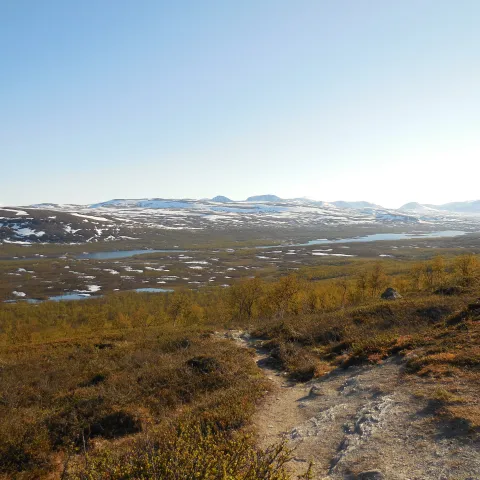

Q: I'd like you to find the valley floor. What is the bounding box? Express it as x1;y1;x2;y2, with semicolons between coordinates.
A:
1;240;479;479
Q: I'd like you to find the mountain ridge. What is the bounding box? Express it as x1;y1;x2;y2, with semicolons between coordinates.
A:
245;194;283;202
211;195;232;203
332;200;383;210
400;200;480;214
23;196;480;215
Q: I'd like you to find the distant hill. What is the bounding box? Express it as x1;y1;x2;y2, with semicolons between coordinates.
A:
0;207;119;243
400;200;480;214
89;196;480;214
246;195;282;202
332;201;383;210
399;202;439;213
438;200;480;213
28;203;61;208
211;196;232;203
90;198;195;209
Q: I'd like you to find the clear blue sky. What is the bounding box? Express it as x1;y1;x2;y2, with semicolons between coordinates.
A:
1;0;479;207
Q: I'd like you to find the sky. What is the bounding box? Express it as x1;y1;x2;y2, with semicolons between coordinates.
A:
1;0;479;208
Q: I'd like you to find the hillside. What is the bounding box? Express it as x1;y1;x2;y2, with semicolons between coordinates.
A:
0;207;121;244
0;253;479;478
332;200;382;210
211;195;233;202
245;194;283;202
399;202;440;213
4;196;480;247
400;200;480;214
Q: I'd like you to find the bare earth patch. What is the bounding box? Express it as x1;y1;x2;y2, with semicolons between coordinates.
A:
224;331;480;480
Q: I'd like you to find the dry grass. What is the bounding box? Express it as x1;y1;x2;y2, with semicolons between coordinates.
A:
0;325;277;478
1;254;479;478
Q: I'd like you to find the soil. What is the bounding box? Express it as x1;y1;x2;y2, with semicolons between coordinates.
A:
222;331;480;480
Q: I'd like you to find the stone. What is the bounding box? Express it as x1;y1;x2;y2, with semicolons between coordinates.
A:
309;385;323;396
381;287;402;300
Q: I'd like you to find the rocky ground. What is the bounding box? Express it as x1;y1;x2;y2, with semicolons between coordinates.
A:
223;331;480;480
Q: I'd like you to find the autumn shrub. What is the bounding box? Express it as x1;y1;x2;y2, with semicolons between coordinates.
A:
67;421;292;480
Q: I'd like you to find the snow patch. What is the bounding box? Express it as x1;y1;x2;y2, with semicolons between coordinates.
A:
71;213;111;222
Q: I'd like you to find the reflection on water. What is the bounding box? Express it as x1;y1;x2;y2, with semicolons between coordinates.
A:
49;293;94;301
77;249;186;260
263;230;469;248
5;288;173;304
135;288;174;293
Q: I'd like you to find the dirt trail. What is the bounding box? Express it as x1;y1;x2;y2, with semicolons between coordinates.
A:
222;331;480;480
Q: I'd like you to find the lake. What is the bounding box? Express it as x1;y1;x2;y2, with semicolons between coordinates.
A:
4;288;173;304
83;231;469;259
279;230;469;247
77;249;186;260
1;231;471;262
135;288;174;293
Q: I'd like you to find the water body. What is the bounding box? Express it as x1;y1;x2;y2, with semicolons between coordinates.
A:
49;288;173;299
49;293;94;301
3;294;94;303
135;287;174;293
1;232;469;262
4;288;173;304
77;249;186;260
267;230;469;248
4;298;42;304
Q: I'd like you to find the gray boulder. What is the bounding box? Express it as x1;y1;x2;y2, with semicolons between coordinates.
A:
381;287;402;300
309;385;323;397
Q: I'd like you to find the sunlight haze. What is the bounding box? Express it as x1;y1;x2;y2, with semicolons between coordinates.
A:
1;0;479;207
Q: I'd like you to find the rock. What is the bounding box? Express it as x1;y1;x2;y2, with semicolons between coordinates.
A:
290;428;301;439
224;330;249;341
356;471;385;480
309;385;323;396
381;287;402;300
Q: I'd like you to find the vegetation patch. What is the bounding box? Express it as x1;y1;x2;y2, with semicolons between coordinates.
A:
0;253;479;477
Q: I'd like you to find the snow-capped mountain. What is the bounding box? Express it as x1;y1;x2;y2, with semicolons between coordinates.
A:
2;195;479;246
211;196;232;203
399;202;440;213
84;196;426;231
437;200;480;214
400;200;480;214
90;198;197;209
245;195;282;202
332;201;383;210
